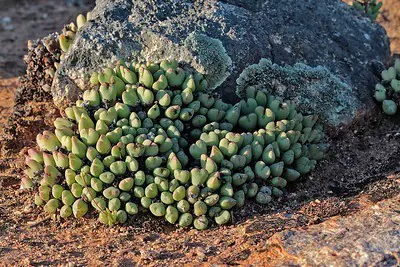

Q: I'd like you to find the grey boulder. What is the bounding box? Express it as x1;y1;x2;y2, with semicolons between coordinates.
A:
52;0;390;126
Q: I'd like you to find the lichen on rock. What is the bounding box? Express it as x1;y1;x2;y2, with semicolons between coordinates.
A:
183;32;232;90
236;58;359;126
140;31;232;91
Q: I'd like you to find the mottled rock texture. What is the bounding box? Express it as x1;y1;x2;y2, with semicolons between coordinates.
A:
241;194;400;266
52;0;390;126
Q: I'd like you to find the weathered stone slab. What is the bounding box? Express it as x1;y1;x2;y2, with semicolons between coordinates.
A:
52;0;390;126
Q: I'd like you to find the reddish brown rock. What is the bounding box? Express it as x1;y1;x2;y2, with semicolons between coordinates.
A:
241;194;400;266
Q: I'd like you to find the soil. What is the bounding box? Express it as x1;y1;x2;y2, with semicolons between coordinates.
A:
0;0;399;266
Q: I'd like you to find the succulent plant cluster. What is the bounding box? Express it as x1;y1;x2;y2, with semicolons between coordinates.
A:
374;59;400;115
23;59;325;229
59;12;90;57
352;0;382;20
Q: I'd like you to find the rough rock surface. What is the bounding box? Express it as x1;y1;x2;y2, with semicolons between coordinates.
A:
240;194;400;266
52;0;390;126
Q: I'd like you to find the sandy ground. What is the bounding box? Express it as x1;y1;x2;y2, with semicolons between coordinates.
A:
376;0;400;54
0;0;399;265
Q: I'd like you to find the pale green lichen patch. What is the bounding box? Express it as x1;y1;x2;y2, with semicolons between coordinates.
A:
140;31;232;92
236;58;358;126
184;32;232;90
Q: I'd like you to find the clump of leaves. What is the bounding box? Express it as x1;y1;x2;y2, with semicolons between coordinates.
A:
23;58;326;230
352;0;383;20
